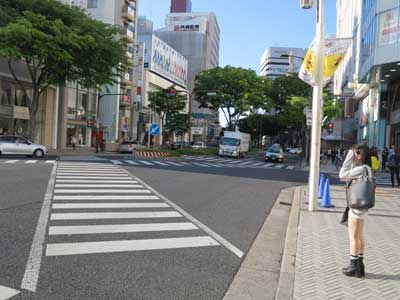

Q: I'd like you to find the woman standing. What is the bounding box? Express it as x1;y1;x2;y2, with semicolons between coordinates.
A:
339;144;372;278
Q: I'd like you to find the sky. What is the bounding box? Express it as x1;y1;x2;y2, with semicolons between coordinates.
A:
139;0;337;73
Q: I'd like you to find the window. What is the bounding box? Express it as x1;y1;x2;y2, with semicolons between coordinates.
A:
87;0;97;9
0;136;16;143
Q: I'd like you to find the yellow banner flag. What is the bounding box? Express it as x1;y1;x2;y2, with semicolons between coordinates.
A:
299;37;351;87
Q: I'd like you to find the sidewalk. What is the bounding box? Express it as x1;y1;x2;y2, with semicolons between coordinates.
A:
223;185;400;299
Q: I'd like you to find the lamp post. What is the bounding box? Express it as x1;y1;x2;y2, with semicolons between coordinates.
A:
96;92;130;153
302;0;325;212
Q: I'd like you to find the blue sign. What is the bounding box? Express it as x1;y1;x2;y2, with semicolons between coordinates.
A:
149;123;160;136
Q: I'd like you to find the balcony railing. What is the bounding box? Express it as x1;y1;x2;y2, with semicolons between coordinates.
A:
124;72;132;81
126;50;133;59
128;6;135;18
126;27;134;39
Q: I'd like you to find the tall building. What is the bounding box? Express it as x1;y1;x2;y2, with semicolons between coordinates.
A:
155;12;220;142
87;0;139;143
132;17;189;144
335;0;400;149
260;47;306;79
170;0;192;13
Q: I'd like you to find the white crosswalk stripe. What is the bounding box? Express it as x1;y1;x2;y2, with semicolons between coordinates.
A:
41;162;223;259
4;160;18;164
165;161;183;166
25;160;38;164
274;164;284;169
110;160;123;165
125;160;139;165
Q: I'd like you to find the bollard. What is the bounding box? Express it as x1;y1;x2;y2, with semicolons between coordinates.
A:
318;173;325;199
319;178;335;208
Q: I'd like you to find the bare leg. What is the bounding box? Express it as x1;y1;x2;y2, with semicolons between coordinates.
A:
358;219;365;254
348;217;358;256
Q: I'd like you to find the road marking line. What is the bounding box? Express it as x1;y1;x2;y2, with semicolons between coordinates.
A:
125;160;139;165
4;160;18;164
202;163;222;168
50;211;182;220
21;163;57;292
56;173;128;177
152;161;169;166
287;166;295;170
274;164;284;169
54;184;144;188
0;285;20;299
215;163;233;168
139;160;154;166
45;160;56;163
178;162;189;165
56;169;123;172
53;195;160;201
264;163;274;167
110;160;123;165
52;203;169;209
120;168;244;258
53;189;151;194
58;165;114;168
55;180;138;183
48;222;197;235
56;176;131;179
25;160;38;164
250;162;264;166
46;236;219;256
192;162;210;167
165;161;183;166
237;161;254;165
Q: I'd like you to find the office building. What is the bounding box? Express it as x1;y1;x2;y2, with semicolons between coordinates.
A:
87;0;139;143
260;47;306;79
170;0;192;13
155;12;220;142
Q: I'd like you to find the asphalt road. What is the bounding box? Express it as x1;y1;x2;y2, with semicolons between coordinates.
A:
0;156;310;300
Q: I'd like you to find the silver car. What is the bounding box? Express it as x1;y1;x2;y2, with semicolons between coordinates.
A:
0;135;48;158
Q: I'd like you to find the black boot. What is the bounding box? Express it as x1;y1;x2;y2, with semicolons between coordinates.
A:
359;256;365;277
342;258;362;278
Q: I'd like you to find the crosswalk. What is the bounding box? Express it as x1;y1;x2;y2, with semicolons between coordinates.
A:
0;157;297;170
330;174;395;186
0;159;55;164
44;162;222;257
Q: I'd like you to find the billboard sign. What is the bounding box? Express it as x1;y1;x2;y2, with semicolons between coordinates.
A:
147;35;188;87
379;7;399;46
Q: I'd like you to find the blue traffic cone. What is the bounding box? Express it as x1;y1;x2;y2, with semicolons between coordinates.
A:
318;173;325;198
320;178;335;208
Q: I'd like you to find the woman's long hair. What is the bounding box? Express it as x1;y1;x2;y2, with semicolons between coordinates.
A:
354;144;371;167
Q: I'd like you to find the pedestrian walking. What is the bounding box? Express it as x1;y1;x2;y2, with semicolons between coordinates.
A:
387;147;400;188
382;147;388;171
339;144;374;278
370;147;380;176
71;135;77;150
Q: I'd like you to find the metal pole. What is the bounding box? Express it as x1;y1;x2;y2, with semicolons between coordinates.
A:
147;110;151;149
308;0;325;212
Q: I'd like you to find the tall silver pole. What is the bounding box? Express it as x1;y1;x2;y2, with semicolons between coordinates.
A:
308;0;325;212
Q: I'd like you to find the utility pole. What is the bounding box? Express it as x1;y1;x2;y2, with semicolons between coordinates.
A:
308;0;325;212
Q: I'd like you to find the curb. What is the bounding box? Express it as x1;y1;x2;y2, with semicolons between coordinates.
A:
274;186;303;300
223;187;297;300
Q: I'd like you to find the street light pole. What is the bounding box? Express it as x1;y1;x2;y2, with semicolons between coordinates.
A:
308;0;325;212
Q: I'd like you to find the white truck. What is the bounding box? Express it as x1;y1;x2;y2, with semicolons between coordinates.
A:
219;131;250;158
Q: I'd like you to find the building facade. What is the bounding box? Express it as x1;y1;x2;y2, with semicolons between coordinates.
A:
170;0;192;13
335;0;400;150
260;47;307;79
87;0;139;143
155;12;220;142
135;17;189;145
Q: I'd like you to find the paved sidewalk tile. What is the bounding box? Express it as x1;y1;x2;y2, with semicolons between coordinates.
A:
294;185;400;300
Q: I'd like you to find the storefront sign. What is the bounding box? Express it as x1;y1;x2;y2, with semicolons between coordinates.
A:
134;43;145;110
191;127;203;135
373;91;379;122
379;7;399;46
360;96;369;127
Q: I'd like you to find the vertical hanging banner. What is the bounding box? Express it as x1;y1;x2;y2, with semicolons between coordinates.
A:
299;37;351;87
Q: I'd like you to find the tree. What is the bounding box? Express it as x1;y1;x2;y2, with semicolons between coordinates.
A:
0;0;128;141
148;86;187;144
194;66;265;130
165;113;190;142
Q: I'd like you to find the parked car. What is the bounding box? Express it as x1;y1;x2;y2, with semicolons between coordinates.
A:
119;141;145;153
174;141;190;149
288;148;302;155
0;135;48;158
265;144;284;162
191;142;207;149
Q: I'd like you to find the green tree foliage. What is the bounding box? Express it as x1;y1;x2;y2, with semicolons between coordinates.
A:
193;66;266;130
0;0;128;141
148;86;187;143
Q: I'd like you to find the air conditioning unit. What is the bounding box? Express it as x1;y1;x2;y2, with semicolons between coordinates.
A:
300;0;313;9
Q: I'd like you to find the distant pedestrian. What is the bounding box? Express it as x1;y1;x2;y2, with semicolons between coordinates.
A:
370;147;380;175
382;147;388;171
71;135;77;150
339;144;373;278
387;147;400;188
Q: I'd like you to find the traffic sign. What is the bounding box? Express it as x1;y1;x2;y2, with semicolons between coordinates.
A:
149;123;160;136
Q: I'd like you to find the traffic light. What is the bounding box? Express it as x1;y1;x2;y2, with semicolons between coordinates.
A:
327;122;334;134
